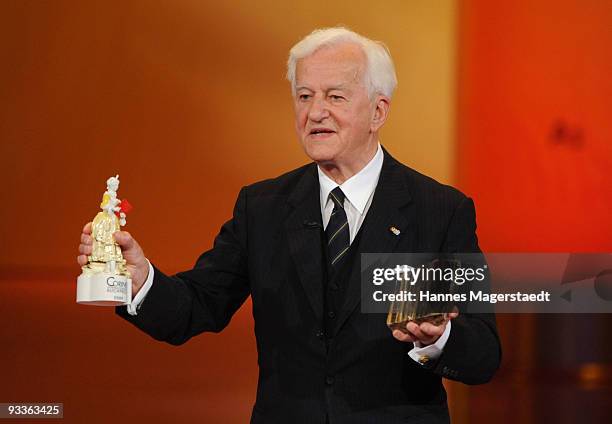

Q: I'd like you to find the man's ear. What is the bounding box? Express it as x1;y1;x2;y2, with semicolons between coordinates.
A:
371;95;391;132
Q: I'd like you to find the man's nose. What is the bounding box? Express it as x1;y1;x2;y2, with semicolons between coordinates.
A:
307;97;330;122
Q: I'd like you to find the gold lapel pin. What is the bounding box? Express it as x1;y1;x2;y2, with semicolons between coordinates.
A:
389;226;401;236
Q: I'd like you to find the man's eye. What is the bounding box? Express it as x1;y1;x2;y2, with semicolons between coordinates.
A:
299;94;311;101
330;95;345;101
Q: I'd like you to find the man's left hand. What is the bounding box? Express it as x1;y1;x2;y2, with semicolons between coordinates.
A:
392;311;458;346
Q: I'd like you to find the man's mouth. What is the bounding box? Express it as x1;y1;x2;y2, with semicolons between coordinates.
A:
309;128;336;137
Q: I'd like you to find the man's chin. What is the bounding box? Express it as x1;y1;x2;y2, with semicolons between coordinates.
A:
302;142;338;163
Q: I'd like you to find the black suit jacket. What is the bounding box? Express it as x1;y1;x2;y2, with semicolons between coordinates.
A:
117;148;501;423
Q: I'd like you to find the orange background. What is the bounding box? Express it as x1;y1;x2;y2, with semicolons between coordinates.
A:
455;1;611;422
1;1;611;423
457;0;612;252
0;0;457;271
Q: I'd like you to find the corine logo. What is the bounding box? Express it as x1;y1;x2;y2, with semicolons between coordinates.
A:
106;276;127;291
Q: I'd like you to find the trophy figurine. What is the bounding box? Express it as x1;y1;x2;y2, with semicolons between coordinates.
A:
76;175;133;306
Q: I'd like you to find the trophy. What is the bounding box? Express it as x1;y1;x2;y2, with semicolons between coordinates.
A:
386;258;462;332
76;175;133;306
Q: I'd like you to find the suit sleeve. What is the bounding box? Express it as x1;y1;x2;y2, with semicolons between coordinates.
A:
115;187;251;346
428;196;502;384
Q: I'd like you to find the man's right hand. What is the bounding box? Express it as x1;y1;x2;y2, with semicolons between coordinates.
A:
77;222;150;296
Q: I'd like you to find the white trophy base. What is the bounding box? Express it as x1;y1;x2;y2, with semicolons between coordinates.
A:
77;272;132;306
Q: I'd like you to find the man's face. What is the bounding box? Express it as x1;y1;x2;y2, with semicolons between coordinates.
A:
293;43;378;167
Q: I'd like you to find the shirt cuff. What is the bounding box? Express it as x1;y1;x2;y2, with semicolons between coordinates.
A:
126;260;154;316
407;320;452;365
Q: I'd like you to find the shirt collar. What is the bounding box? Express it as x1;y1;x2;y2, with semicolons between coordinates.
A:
317;143;384;215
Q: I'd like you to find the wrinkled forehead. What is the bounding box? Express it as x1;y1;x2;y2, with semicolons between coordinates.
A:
295;42;367;89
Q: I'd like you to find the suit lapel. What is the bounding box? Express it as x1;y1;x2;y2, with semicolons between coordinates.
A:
284;164;325;321
332;150;414;336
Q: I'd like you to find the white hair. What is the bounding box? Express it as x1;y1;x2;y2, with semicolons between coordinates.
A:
286;27;398;99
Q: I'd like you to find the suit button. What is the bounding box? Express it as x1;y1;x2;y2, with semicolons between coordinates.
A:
325;376;335;386
316;330;325;339
328;311;336;319
330;283;339;291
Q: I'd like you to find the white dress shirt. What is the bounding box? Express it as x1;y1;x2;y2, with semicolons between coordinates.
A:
127;142;450;364
318;143;383;243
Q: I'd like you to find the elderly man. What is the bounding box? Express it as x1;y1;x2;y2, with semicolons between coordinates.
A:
78;28;500;423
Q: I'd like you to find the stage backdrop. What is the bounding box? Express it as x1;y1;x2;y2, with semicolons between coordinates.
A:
457;1;612;423
0;0;457;271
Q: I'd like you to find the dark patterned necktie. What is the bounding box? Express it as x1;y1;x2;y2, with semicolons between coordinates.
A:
326;187;350;269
